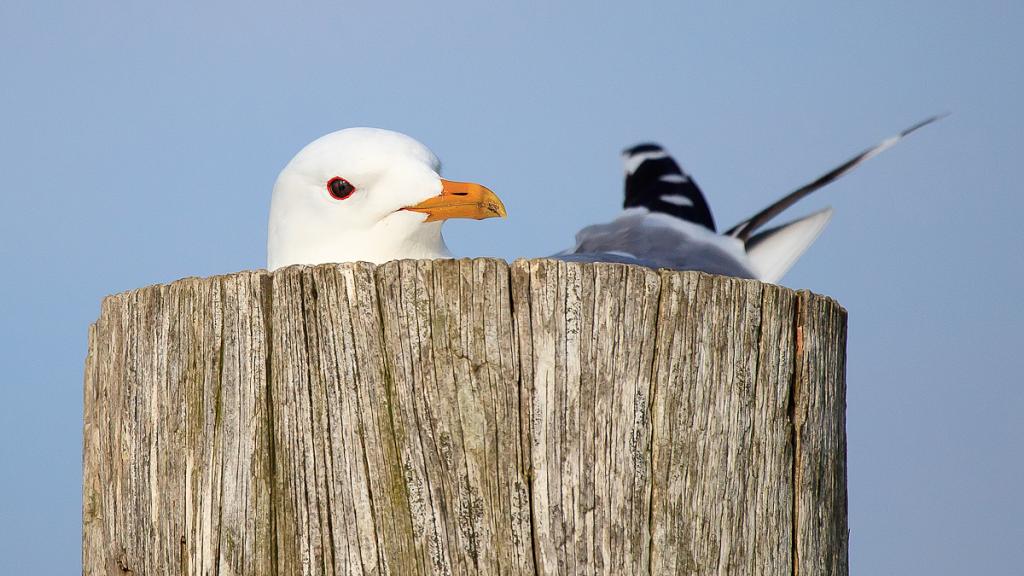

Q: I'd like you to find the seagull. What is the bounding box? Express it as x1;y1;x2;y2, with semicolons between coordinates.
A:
557;116;944;283
267;127;506;271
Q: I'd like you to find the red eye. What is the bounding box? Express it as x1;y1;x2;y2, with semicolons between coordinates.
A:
327;177;356;200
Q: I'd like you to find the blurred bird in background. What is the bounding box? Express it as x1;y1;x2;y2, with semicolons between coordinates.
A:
556;115;944;283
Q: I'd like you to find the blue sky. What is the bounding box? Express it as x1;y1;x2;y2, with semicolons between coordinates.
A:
1;1;1021;573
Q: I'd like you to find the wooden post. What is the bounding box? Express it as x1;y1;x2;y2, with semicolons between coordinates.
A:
82;258;847;575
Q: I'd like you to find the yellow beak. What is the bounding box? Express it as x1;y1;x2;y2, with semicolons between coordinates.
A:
403;179;507;222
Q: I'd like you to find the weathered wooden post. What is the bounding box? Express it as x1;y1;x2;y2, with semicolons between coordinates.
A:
83;258;847;575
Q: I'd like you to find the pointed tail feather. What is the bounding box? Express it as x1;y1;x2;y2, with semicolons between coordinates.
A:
726;114;946;241
745;207;834;283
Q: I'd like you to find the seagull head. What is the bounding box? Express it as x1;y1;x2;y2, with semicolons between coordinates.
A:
267;127;506;271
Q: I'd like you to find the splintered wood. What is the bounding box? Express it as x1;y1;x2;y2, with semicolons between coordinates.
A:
83;259;847;576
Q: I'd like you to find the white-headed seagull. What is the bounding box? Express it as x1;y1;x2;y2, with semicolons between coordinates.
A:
267;127;506;271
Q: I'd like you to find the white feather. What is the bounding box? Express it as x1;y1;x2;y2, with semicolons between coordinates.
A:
623;150;668;174
659;194;694;206
605;250;638;259
745;207;834;284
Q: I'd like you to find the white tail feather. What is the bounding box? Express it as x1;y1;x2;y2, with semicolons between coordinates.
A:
745;207;834;283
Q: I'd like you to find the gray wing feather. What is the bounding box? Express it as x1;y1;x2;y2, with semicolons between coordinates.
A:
556;212;756;278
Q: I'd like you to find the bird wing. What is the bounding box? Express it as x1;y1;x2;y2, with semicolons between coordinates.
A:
725;114;945;241
559;210;756;278
622;143;717;231
744;207;833;283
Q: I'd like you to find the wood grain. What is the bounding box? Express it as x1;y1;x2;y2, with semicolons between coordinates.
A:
83;259;847;575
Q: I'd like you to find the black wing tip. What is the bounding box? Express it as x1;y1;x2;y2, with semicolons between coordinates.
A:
725;113;946;241
623;142;665;156
900;112;950;137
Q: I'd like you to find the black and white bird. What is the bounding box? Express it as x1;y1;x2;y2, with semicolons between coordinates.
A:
557;116;943;283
